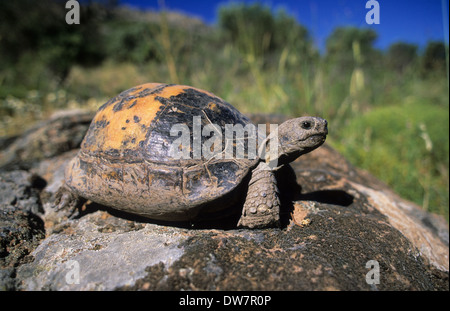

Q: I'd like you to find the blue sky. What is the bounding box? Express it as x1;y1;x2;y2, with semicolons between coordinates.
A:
119;0;449;51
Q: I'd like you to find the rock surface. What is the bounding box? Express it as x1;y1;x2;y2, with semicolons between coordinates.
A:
0;110;93;172
0;171;46;290
0;111;448;290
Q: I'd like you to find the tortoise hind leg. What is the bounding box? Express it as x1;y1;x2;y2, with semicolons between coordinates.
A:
54;183;86;219
237;162;280;228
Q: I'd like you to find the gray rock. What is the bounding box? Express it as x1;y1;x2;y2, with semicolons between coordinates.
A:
0;170;45;215
0;109;93;171
0;170;46;290
0;268;16;291
17;213;185;290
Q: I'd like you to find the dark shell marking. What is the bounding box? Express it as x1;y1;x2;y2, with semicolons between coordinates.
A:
66;83;259;221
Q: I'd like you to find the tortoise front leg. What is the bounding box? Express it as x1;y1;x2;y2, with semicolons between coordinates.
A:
237;162;280;228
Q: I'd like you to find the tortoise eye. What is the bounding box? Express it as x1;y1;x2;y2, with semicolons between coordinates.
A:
301;121;312;130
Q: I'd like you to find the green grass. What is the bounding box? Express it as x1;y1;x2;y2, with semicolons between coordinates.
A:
332;94;449;219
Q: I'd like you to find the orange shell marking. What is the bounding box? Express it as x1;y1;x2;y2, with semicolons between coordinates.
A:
82;83;217;155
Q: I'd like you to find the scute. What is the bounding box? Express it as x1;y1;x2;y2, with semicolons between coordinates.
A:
81;83;166;160
143;87;255;163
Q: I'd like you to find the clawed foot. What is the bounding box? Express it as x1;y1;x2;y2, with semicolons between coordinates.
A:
54;184;85;219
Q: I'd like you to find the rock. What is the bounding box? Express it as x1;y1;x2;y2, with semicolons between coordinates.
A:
0;170;46;290
0;109;94;171
0;170;46;215
17;212;184;290
294;145;449;273
0;111;448;290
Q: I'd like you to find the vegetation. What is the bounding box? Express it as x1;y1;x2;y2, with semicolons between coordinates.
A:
0;1;448;220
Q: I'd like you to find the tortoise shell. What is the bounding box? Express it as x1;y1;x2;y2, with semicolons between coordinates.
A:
65;83;260;221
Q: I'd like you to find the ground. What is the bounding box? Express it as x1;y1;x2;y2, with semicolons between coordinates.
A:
0;111;448;290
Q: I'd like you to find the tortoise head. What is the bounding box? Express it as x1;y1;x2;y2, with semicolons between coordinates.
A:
262;116;328;167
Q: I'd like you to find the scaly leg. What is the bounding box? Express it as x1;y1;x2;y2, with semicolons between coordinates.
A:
237;162;280;228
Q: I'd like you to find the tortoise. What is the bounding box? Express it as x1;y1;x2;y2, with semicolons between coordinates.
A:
56;83;328;228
